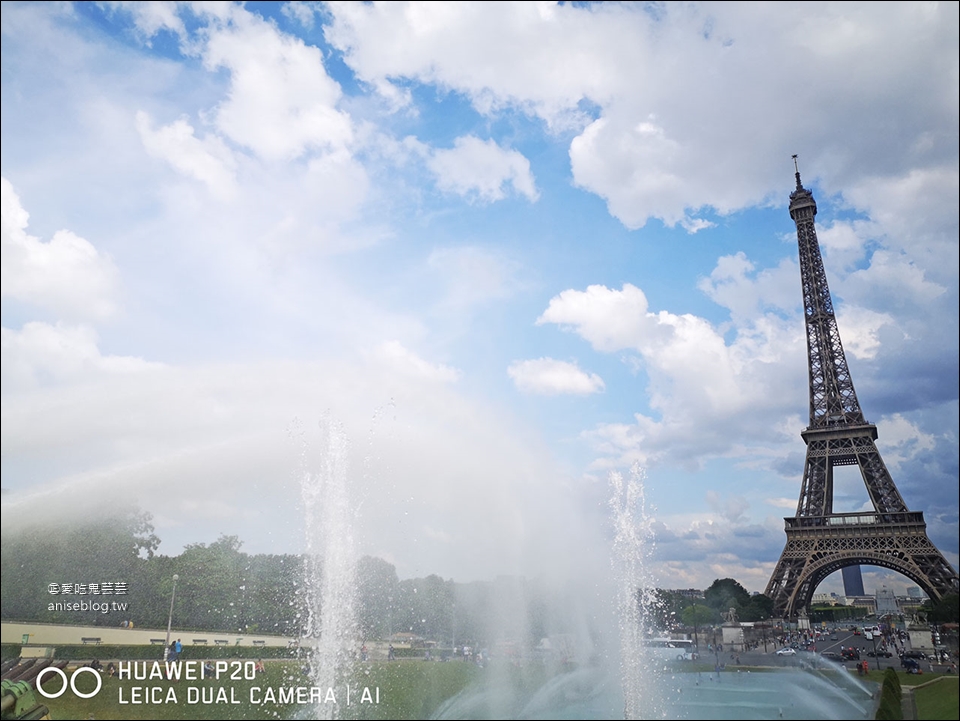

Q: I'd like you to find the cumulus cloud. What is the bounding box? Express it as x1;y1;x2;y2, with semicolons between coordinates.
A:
539;281;805;467
508;357;604;395
833;305;896;360
697;252;798;320
428;135;538;203
135;112;238;199
1;178;118;321
326;2;958;229
842;250;947;310
840;167;960;289
108;0;187;44
324;1;624;128
537;283;657;353
203;10;354;162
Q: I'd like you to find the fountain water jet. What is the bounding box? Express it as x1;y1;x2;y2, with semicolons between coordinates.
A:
300;418;359;719
610;463;664;719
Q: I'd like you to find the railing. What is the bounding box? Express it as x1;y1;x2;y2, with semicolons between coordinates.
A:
785;511;924;528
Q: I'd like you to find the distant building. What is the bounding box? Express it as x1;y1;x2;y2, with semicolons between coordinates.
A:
898;596;924;616
842;566;866;597
842;595;877;614
876;586;899;615
906;586;926;599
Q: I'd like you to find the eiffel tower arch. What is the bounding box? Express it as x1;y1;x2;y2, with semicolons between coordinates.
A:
765;159;959;619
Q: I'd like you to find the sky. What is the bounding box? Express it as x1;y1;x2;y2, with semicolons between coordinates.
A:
2;1;958;598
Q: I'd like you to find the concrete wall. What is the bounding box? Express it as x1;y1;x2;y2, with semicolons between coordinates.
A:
2;622;299;649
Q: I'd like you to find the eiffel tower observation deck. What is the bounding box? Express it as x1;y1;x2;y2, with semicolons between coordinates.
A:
765;158;959;619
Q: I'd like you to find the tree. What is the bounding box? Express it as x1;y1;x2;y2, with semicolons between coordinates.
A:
925;593;959;624
704;578;750;614
681;604;717;652
175;535;245;632
1;507;159;625
356;556;399;640
740;594;774;622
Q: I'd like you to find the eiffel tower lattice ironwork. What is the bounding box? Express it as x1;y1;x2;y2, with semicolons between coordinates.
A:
765;159;959;618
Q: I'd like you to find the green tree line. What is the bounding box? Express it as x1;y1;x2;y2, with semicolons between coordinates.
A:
655;578;775;628
1;509;581;649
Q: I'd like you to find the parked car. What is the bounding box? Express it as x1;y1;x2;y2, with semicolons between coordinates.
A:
867;649;893;658
776;647;797;656
841;647;861;661
821;651;842;661
901;651;926;660
901;657;921;672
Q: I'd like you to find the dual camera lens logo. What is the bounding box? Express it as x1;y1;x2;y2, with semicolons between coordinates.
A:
35;666;103;699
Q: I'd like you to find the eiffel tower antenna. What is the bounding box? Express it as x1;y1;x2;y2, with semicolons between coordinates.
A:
765;158;958;619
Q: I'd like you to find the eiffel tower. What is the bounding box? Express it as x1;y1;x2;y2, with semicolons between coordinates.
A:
765;158;959;619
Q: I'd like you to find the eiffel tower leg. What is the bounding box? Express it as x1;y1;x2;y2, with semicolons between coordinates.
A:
797;450;832;517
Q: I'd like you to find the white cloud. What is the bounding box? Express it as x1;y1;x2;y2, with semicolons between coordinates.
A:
428;136;538;203
537;283;658;353
765;497;798;510
840;167;960;288
281;2;318;30
817;220;870;271
1;321;161;389
1;178;118;321
108;1;187;43
843;250;946;310
705;490;749;523
874;413;937;470
508;357;605;396
325;1;624;129
203;10;353;162
539;282;805;467
374;340;461;383
679;217;715;234
326;2;958;229
833;305;896;360
135;112;238;199
697;252;798;320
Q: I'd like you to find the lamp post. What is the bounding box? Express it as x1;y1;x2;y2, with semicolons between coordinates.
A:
867;629;881;670
164;574;179;660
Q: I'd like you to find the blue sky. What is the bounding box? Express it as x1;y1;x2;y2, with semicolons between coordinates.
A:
2;1;957;597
